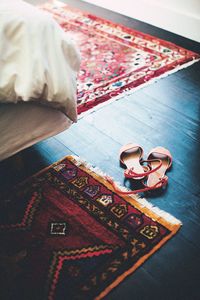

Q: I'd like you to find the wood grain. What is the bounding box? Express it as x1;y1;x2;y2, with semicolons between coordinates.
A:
0;1;200;299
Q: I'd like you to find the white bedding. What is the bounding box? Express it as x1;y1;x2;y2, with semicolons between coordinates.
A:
0;0;81;122
0;102;72;161
0;0;81;161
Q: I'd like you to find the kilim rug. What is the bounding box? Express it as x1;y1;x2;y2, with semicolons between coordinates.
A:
0;156;181;300
41;1;200;116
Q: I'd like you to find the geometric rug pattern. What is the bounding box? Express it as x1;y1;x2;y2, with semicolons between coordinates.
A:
42;1;199;115
0;156;181;299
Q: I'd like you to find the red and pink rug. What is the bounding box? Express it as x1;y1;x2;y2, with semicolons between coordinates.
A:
41;1;200;116
0;156;181;299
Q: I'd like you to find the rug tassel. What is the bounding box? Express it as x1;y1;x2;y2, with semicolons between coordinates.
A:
71;155;182;226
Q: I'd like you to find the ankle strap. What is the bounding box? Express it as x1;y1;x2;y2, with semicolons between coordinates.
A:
105;175;168;194
124;158;162;179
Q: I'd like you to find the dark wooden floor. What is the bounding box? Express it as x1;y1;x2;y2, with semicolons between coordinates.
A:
1;0;200;299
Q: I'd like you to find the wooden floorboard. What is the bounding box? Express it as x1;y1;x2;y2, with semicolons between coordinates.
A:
1;0;200;299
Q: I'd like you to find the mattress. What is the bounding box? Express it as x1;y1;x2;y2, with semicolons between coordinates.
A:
0;103;72;161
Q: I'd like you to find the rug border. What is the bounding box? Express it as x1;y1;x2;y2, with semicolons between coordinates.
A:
65;156;181;300
48;1;199;57
68;156;181;227
77;57;200;118
15;154;182;231
95;228;179;300
17;154;181;231
11;154;182;300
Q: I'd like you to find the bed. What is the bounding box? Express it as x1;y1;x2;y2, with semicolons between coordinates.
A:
0;0;81;161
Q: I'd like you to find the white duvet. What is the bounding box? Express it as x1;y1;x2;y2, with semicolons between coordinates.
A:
0;0;81;122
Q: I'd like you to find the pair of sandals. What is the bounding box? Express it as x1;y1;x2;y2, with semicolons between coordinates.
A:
107;143;172;194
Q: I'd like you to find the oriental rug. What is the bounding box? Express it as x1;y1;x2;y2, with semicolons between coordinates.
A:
41;1;199;116
0;156;181;300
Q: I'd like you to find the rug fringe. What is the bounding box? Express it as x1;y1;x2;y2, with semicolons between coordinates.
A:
70;155;182;226
78;58;200;119
40;1;199;120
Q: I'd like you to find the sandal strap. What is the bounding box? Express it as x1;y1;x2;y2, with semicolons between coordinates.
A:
105;175;168;195
124;158;162;179
138;175;168;193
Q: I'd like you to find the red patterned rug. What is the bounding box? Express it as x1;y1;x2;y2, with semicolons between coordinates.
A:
41;1;199;116
0;156;181;300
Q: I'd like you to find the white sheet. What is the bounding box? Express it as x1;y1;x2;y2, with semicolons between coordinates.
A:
0;102;72;161
0;0;81;122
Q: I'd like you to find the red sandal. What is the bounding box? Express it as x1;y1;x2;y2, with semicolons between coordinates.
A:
107;146;172;194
